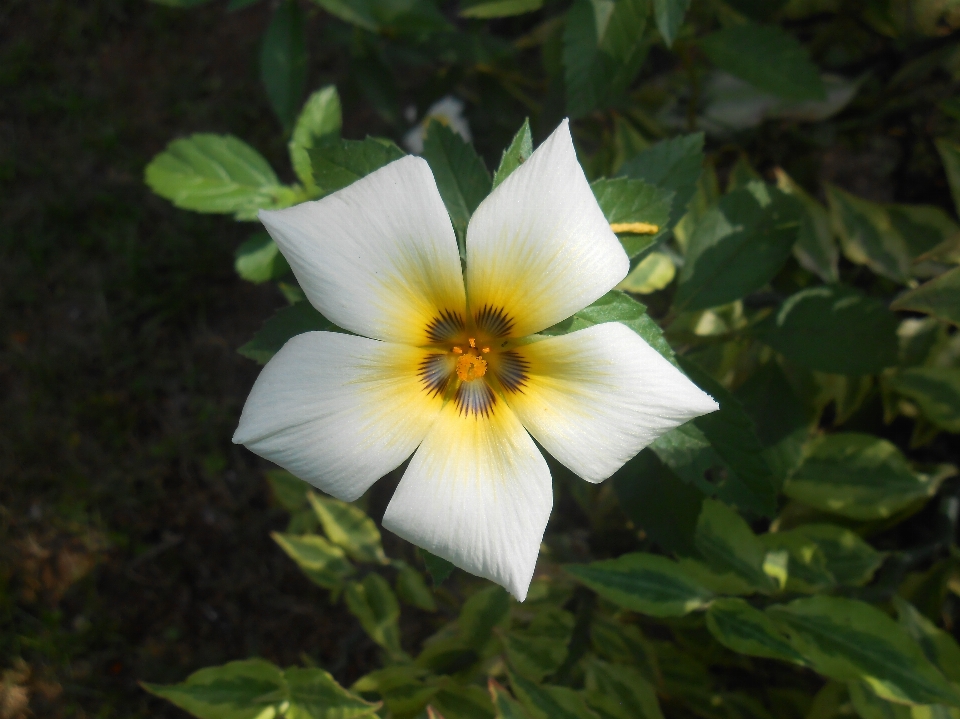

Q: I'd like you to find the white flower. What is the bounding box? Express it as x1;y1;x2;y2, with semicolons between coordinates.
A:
402;96;472;154
233;120;719;601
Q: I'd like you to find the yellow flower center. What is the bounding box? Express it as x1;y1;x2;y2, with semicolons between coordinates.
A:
453;338;489;381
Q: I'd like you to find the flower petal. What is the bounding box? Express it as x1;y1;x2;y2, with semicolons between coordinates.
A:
382;398;552;601
233;331;444;501
259;156;466;346
504;323;719;483
464;119;628;338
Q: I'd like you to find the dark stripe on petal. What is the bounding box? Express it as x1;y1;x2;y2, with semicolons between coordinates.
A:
425;309;465;344
493;350;529;394
419;354;453;397
474;305;513;339
454;380;496;418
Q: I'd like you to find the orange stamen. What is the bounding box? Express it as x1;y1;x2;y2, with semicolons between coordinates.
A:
456;354;487;382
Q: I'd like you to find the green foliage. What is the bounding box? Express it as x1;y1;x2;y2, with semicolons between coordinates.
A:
238;301;347;365
492;119;533;189
289;86;343;190
308;137;406;194
260;0;308;132
653;0;690;47
892;267;960;327
234;231;290;284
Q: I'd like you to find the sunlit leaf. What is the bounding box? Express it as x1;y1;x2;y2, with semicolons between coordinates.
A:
493;118;533;189
289;86;342;190
591;177;673;260
617;252;675;293
695;499;776;592
345;574;406;660
619;133;704;226
272;532;354;589
308;137;405;193
285;667;382;719
308;493;388;564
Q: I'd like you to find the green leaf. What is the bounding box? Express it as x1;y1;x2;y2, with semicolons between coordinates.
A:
706;598;806;664
421;119;491;248
893;597;960;684
234;232;290;284
619;133;704;227
591;178;674;259
847;681;913;719
459;585;512;650
502;609;574;681
886;204;959;260
421;548;456;587
783;433;945;520
695;499;776;591
509;671;599;719
541;291;676;366
758;530;834;594
767;596;960;707
653;0;690;47
460;0;543;18
582;656;664;719
775;168;839;284
613;448;706;556
352;666;436;717
493;119;533;189
394;561;437;612
272;532;354;589
261;0;308;132
289;86;343;190
489;679;533;719
887;367;960;433
308;0;379;30
308;137;406;194
673;183;802;312
935;138;960;217
142;659;286;719
430;680;496;719
754;285;900;375
891;267;960;327
145;134;296;220
677;357;779;516
565;552;714;617
784;524;883;587
826;184;911;283
238;302;347;365
699;23;825;101
345;574;406;660
563;0;649;118
308;493;388;564
284;667;382;719
266;469;311;512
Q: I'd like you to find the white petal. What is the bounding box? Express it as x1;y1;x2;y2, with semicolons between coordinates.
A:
464;119;628;338
233;331;444;501
504;323;719;483
259;156;466;346
382;398;552;601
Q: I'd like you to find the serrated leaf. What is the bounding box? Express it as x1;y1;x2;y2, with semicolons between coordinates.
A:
308;492;387;564
141;659;286;719
619;133;704;227
754;285;900;375
345;574;406;660
767;596;960;707
565;552;714;617
563;0;649;118
509;671;599;719
460;0;543;18
421;119;491;248
502;609;574;681
493;118;533;189
887;367;960;433
583;657;664;719
394;561;437;612
653;0;690;47
826;184;911;283
284;667;382;719
892;267;960;327
699;23;825;101
145;134;296;220
677;357;779;516
783;433;945;520
308;137;406;193
674;183;802;312
591;177;674;260
272;532;353;589
695;499;776;592
234;231;290;284
289;86;343;190
238;302;347;365
540;290;676;366
260;0;308;132
706;598;807;664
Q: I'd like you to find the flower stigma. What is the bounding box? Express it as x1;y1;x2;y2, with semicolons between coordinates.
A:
455;350;487;381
